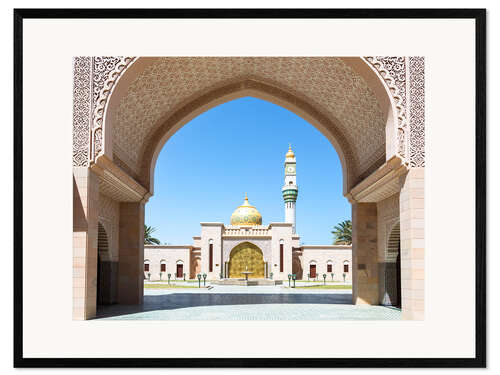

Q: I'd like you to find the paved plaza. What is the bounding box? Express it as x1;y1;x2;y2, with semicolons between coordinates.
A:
96;284;401;321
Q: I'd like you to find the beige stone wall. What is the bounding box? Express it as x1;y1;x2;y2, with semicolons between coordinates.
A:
270;223;294;280
399;168;424;320
144;246;191;281
300;246;352;282
73;167;99;320
200;223;224;279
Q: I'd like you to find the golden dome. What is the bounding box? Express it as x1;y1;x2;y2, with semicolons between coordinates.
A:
286;144;295;158
230;193;262;226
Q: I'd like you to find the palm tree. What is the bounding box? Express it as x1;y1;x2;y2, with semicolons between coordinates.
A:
332;220;352;245
144;225;161;245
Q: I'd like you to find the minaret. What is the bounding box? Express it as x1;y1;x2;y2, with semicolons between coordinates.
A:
282;144;298;233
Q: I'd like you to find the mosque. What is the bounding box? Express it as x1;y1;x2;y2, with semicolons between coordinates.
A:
144;146;352;283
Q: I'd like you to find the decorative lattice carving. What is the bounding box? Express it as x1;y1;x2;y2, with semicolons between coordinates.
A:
92;57;122;107
91;56;136;159
409;57;425;167
73;57;92;166
112;57;385;179
365;56;408;160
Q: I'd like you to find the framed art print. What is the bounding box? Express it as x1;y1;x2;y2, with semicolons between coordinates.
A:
14;8;486;367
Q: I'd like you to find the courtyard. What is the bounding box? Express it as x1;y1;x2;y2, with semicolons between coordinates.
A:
96;283;401;321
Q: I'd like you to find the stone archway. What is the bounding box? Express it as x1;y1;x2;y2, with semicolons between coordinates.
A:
97;222;112;305
381;222;401;307
228;242;265;279
292;254;303;280
97;57;399;195
73;56;425;320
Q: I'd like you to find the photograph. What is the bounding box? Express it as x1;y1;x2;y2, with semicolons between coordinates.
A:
73;56;423;322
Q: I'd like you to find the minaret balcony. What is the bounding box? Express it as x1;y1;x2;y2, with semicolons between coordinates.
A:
282;187;298;202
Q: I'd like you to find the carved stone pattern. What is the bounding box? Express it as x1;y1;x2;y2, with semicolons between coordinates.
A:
376;194;400;262
365;56;408;159
98;193;120;260
409;57;425;167
98;179;137;203
92;57;122;108
92;56;136;158
113;57;385;177
112;153;140;181
376;57;406;110
73;57;92;166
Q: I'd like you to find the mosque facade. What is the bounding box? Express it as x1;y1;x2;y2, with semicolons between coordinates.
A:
144;146;352;282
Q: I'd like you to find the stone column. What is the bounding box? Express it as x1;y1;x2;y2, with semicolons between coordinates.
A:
399;168;424;320
352;203;379;305
118;202;145;305
73;167;99;320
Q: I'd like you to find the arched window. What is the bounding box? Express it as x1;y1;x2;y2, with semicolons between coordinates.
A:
279;239;284;272
144;260;151;272
343;260;349;273
160;260;166;272
327;260;333;273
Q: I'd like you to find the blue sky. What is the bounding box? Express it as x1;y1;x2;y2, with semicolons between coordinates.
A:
145;97;350;245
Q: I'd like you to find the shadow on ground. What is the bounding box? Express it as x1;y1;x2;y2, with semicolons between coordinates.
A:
96;292;353;319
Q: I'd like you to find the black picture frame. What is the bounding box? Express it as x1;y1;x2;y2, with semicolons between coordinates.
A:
13;8;486;368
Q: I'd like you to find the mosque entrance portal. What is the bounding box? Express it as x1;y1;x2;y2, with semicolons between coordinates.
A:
228;242;265;279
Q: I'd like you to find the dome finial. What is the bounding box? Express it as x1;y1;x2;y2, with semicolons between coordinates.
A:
286;144;295;158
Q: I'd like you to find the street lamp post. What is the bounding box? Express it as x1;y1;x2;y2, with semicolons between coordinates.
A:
203;273;207;287
167;273;171;285
183;273;186;281
343;273;346;283
292;274;296;288
323;274;327;285
331;273;334;281
307;273;310;281
288;274;292;287
197;274;201;288
270;272;273;280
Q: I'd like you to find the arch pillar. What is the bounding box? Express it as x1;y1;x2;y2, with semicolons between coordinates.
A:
351;202;379;305
399;168;425;320
118;201;145;305
73;167;99;320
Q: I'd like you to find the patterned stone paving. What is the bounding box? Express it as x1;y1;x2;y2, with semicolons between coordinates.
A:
96;285;401;321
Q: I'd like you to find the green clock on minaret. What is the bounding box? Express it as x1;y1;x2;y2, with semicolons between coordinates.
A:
285;163;296;175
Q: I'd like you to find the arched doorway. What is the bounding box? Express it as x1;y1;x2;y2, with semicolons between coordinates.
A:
292;255;303;279
191;257;201;279
228;242;265;279
382;222;401;307
97;222;111;305
176;260;184;279
309;261;317;279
